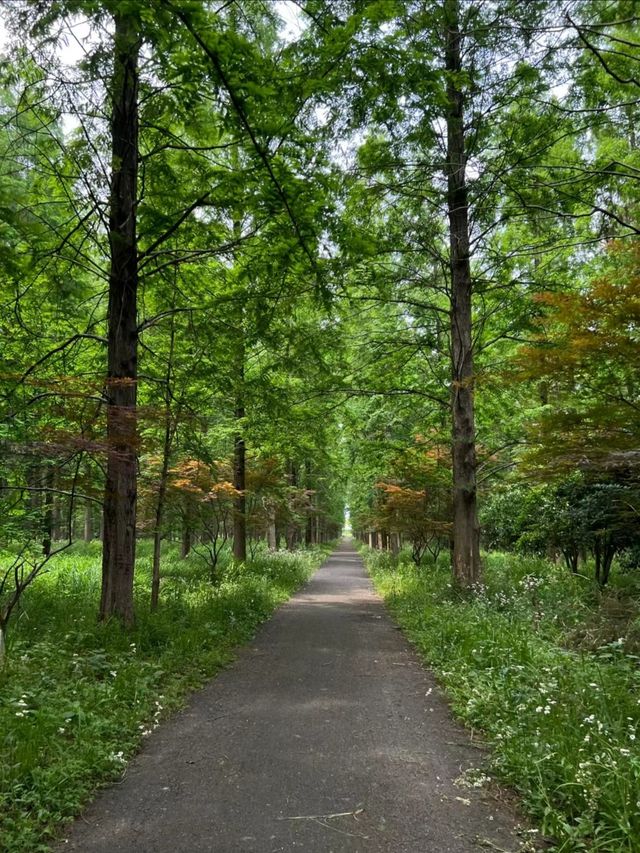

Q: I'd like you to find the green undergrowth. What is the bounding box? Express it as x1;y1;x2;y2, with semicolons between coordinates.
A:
0;540;331;852
364;548;640;852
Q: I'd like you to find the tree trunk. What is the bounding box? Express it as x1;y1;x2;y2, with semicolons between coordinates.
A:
286;525;297;551
181;521;192;558
150;457;167;608
232;293;246;562
285;460;298;551
445;0;481;588
26;463;41;540
564;549;578;574
100;9;140;627
151;312;176;611
266;506;277;549
51;475;62;541
601;543;615;587
42;466;54;556
594;539;602;585
233;401;246;562
83;502;93;542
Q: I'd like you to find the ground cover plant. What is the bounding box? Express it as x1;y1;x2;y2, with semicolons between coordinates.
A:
0;541;331;853
365;547;640;852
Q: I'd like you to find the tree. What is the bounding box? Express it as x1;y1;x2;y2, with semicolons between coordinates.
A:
444;0;480;584
330;0;571;585
517;239;640;474
2;0;338;621
100;6;140;626
373;474;451;567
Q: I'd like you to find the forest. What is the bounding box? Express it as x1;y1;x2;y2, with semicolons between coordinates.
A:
0;0;639;851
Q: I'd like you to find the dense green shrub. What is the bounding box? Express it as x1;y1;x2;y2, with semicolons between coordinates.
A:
481;476;640;585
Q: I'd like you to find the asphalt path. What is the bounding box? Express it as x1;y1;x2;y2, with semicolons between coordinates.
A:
57;541;526;853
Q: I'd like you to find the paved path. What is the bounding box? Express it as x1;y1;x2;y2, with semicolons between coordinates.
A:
58;542;525;852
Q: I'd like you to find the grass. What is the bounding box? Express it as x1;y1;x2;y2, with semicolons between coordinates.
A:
364;548;640;852
0;539;331;853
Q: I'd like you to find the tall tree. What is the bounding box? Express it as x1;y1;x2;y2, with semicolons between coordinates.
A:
444;0;480;584
100;7;140;625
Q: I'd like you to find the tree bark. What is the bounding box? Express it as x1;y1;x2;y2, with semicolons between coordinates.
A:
444;0;481;588
181;521;192;558
51;473;62;541
232;279;247;562
150;452;168;611
266;505;277;549
100;9;140;626
42;466;54;556
151;313;176;611
286;460;298;551
83;502;93;542
391;533;400;555
233;400;247;562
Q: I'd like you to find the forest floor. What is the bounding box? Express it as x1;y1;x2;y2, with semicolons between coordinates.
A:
55;541;530;852
366;548;640;852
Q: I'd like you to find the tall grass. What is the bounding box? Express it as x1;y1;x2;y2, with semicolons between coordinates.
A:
0;540;331;852
365;548;640;852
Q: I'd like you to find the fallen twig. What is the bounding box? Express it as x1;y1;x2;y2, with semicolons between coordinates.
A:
278;806;364;822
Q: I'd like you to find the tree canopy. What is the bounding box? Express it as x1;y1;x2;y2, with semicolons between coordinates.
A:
1;0;639;636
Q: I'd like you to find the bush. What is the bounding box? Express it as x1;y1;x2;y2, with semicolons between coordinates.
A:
481;477;640;585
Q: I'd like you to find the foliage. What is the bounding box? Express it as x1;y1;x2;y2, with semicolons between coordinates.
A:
366;547;640;852
164;459;239;579
518;240;640;475
358;436;452;565
481;477;640;585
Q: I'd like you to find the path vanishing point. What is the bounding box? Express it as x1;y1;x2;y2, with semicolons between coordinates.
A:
58;541;526;852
